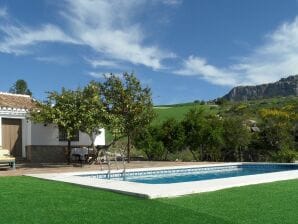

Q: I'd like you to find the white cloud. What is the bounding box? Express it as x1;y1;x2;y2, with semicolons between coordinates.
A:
88;71;122;79
161;0;183;6
0;1;174;70
85;58;121;68
175;56;238;86
0;24;78;54
88;71;105;79
61;0;174;70
176;16;298;86
35;56;71;65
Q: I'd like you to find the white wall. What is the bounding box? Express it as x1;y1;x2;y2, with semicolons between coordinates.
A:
30;123;105;146
22;119;31;157
94;128;105;146
0;108;106;159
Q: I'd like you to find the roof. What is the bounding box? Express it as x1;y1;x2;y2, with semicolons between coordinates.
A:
0;92;36;109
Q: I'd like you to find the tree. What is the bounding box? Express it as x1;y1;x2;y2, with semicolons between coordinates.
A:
133;126;165;161
259;108;296;161
30;88;83;163
160;118;185;160
9;79;32;96
78;82;107;155
182;108;207;161
222;117;251;161
203;115;224;161
100;73;155;162
182;109;224;161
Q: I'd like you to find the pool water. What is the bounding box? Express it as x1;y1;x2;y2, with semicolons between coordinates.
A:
80;164;298;184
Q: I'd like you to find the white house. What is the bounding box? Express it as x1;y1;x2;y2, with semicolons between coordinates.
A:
0;92;105;163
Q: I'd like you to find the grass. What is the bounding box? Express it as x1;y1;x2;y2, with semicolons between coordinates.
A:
0;176;297;224
153;104;218;124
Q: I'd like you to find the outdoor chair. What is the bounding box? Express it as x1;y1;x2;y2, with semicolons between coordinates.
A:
0;148;16;169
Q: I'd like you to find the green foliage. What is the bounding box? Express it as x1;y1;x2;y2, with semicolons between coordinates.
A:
160;118;185;160
100;73;155;161
78;82;107;147
181;108;207;161
133;126;164;160
272;149;297;163
30;88;82;141
30;88;85;161
203;115;224;161
9;79;32;96
29;83;111;161
222;117;251;161
29;73;155;162
259;108;295;151
181;109;224;161
215;97;228;105
151;96;298;163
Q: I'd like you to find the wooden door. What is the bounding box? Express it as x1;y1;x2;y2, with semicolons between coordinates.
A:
2;118;22;157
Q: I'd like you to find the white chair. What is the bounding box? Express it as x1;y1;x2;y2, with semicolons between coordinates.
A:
0;148;16;169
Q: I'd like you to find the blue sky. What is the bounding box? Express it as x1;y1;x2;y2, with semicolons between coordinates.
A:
0;0;298;104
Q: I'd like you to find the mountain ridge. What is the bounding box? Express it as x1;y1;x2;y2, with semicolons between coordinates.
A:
222;75;298;101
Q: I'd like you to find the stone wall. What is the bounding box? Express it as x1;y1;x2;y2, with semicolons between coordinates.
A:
26;145;68;163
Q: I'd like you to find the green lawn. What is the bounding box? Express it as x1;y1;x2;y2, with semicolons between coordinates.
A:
0;177;297;224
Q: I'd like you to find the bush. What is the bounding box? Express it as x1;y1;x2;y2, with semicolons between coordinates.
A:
143;141;165;161
133;126;165;161
167;149;197;162
272;149;297;163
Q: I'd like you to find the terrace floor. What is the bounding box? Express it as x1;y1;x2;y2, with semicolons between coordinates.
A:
0;161;219;176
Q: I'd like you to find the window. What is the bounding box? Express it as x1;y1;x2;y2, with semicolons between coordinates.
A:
58;128;80;142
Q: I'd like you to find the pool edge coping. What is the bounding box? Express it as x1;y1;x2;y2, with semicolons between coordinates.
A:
25;162;298;199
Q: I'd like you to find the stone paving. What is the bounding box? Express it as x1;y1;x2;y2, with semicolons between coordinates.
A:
0;161;218;176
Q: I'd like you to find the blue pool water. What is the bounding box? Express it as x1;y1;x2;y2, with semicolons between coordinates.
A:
80;164;298;184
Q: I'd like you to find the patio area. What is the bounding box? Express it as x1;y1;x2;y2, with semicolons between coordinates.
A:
0;161;218;176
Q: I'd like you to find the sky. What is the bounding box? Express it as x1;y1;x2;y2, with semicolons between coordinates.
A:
0;0;298;105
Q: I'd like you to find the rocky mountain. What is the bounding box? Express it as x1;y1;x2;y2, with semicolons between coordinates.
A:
222;75;298;101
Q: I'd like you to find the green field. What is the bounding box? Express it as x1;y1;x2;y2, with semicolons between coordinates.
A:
1;176;297;224
153;96;298;125
153;104;218;124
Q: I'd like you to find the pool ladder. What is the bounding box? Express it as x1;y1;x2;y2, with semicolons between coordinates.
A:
105;151;126;180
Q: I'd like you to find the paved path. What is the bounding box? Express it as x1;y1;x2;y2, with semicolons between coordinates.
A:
0;161;219;176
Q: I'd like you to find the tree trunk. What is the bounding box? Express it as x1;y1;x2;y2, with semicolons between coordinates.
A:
164;150;169;161
189;149;198;161
200;145;204;161
240;147;243;162
67;140;71;164
127;134;131;163
89;134;96;160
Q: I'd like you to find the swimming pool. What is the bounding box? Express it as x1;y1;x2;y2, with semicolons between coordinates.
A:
27;163;298;198
79;164;298;184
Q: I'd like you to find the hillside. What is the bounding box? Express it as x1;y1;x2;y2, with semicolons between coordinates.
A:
153;96;298;124
222;75;298;101
153;104;218;124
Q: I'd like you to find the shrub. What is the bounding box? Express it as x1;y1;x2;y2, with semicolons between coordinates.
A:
272;149;297;163
167;149;197;162
143;141;165;161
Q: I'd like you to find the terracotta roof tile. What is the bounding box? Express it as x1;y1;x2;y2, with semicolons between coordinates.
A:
0;92;36;109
